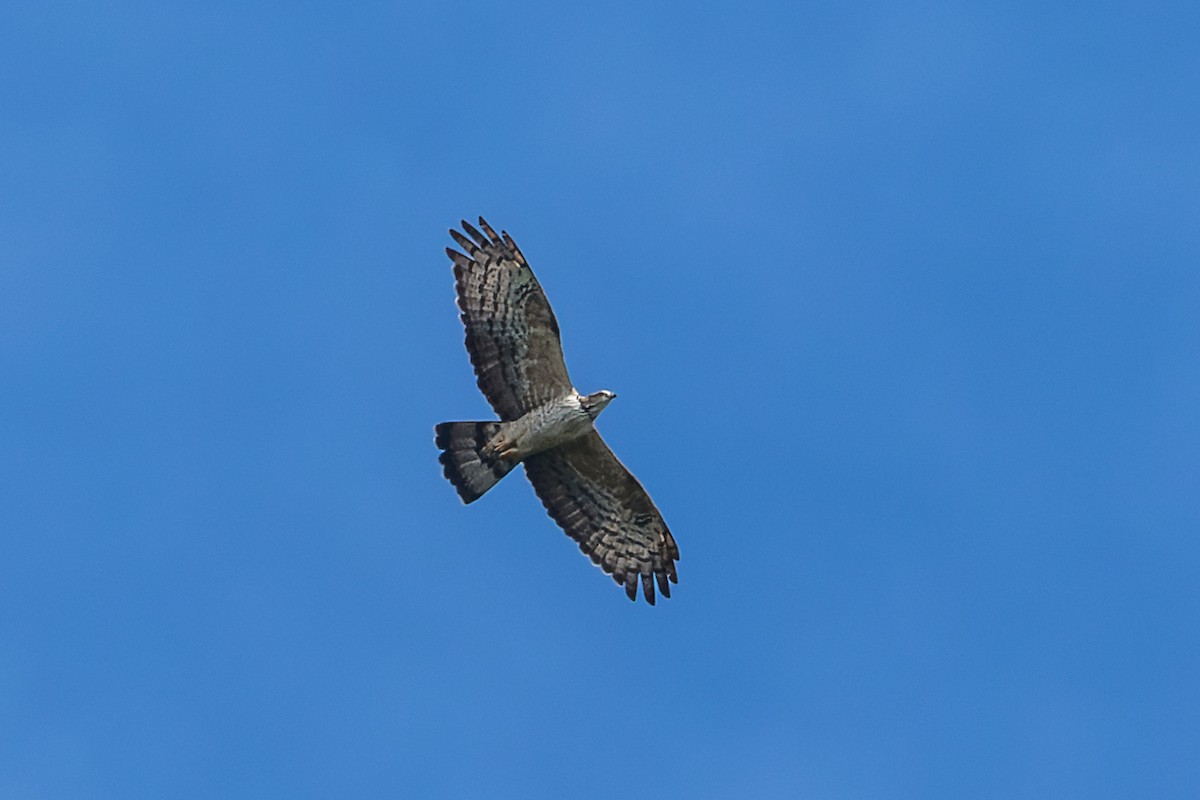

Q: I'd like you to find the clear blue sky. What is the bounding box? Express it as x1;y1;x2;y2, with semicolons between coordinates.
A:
3;2;1198;797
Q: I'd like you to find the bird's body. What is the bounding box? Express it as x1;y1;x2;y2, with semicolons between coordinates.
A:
435;218;678;604
486;391;598;463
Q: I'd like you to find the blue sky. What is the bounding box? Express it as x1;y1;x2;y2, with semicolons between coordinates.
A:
3;1;1198;797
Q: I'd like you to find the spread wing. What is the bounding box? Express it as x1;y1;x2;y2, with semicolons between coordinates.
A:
445;218;573;421
523;431;679;604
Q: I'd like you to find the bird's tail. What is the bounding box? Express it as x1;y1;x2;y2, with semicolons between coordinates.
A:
434;421;516;504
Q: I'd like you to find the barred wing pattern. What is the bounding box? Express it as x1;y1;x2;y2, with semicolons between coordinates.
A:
524;432;679;604
445;219;573;421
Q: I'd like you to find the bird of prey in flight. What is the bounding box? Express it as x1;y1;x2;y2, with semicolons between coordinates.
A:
435;218;679;604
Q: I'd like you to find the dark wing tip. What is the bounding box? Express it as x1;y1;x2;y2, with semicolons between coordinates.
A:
642;572;656;605
449;229;477;254
478;217;501;243
461;219;489;247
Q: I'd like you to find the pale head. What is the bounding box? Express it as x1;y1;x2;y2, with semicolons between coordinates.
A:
580;389;617;419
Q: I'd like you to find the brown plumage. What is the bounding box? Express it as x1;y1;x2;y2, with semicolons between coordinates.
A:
436;217;679;604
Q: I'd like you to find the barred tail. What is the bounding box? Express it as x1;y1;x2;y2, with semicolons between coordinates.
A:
434;421;516;504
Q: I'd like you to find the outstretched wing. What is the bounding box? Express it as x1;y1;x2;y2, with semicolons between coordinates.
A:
446;218;573;421
523;432;679;604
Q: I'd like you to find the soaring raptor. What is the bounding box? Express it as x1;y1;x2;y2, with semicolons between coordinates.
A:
435;218;679;604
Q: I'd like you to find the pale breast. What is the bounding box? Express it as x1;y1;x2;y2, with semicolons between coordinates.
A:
510;394;593;458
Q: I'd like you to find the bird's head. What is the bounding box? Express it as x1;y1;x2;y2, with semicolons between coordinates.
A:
581;389;617;420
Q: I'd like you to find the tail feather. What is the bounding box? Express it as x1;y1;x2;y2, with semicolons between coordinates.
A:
435;421;515;503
